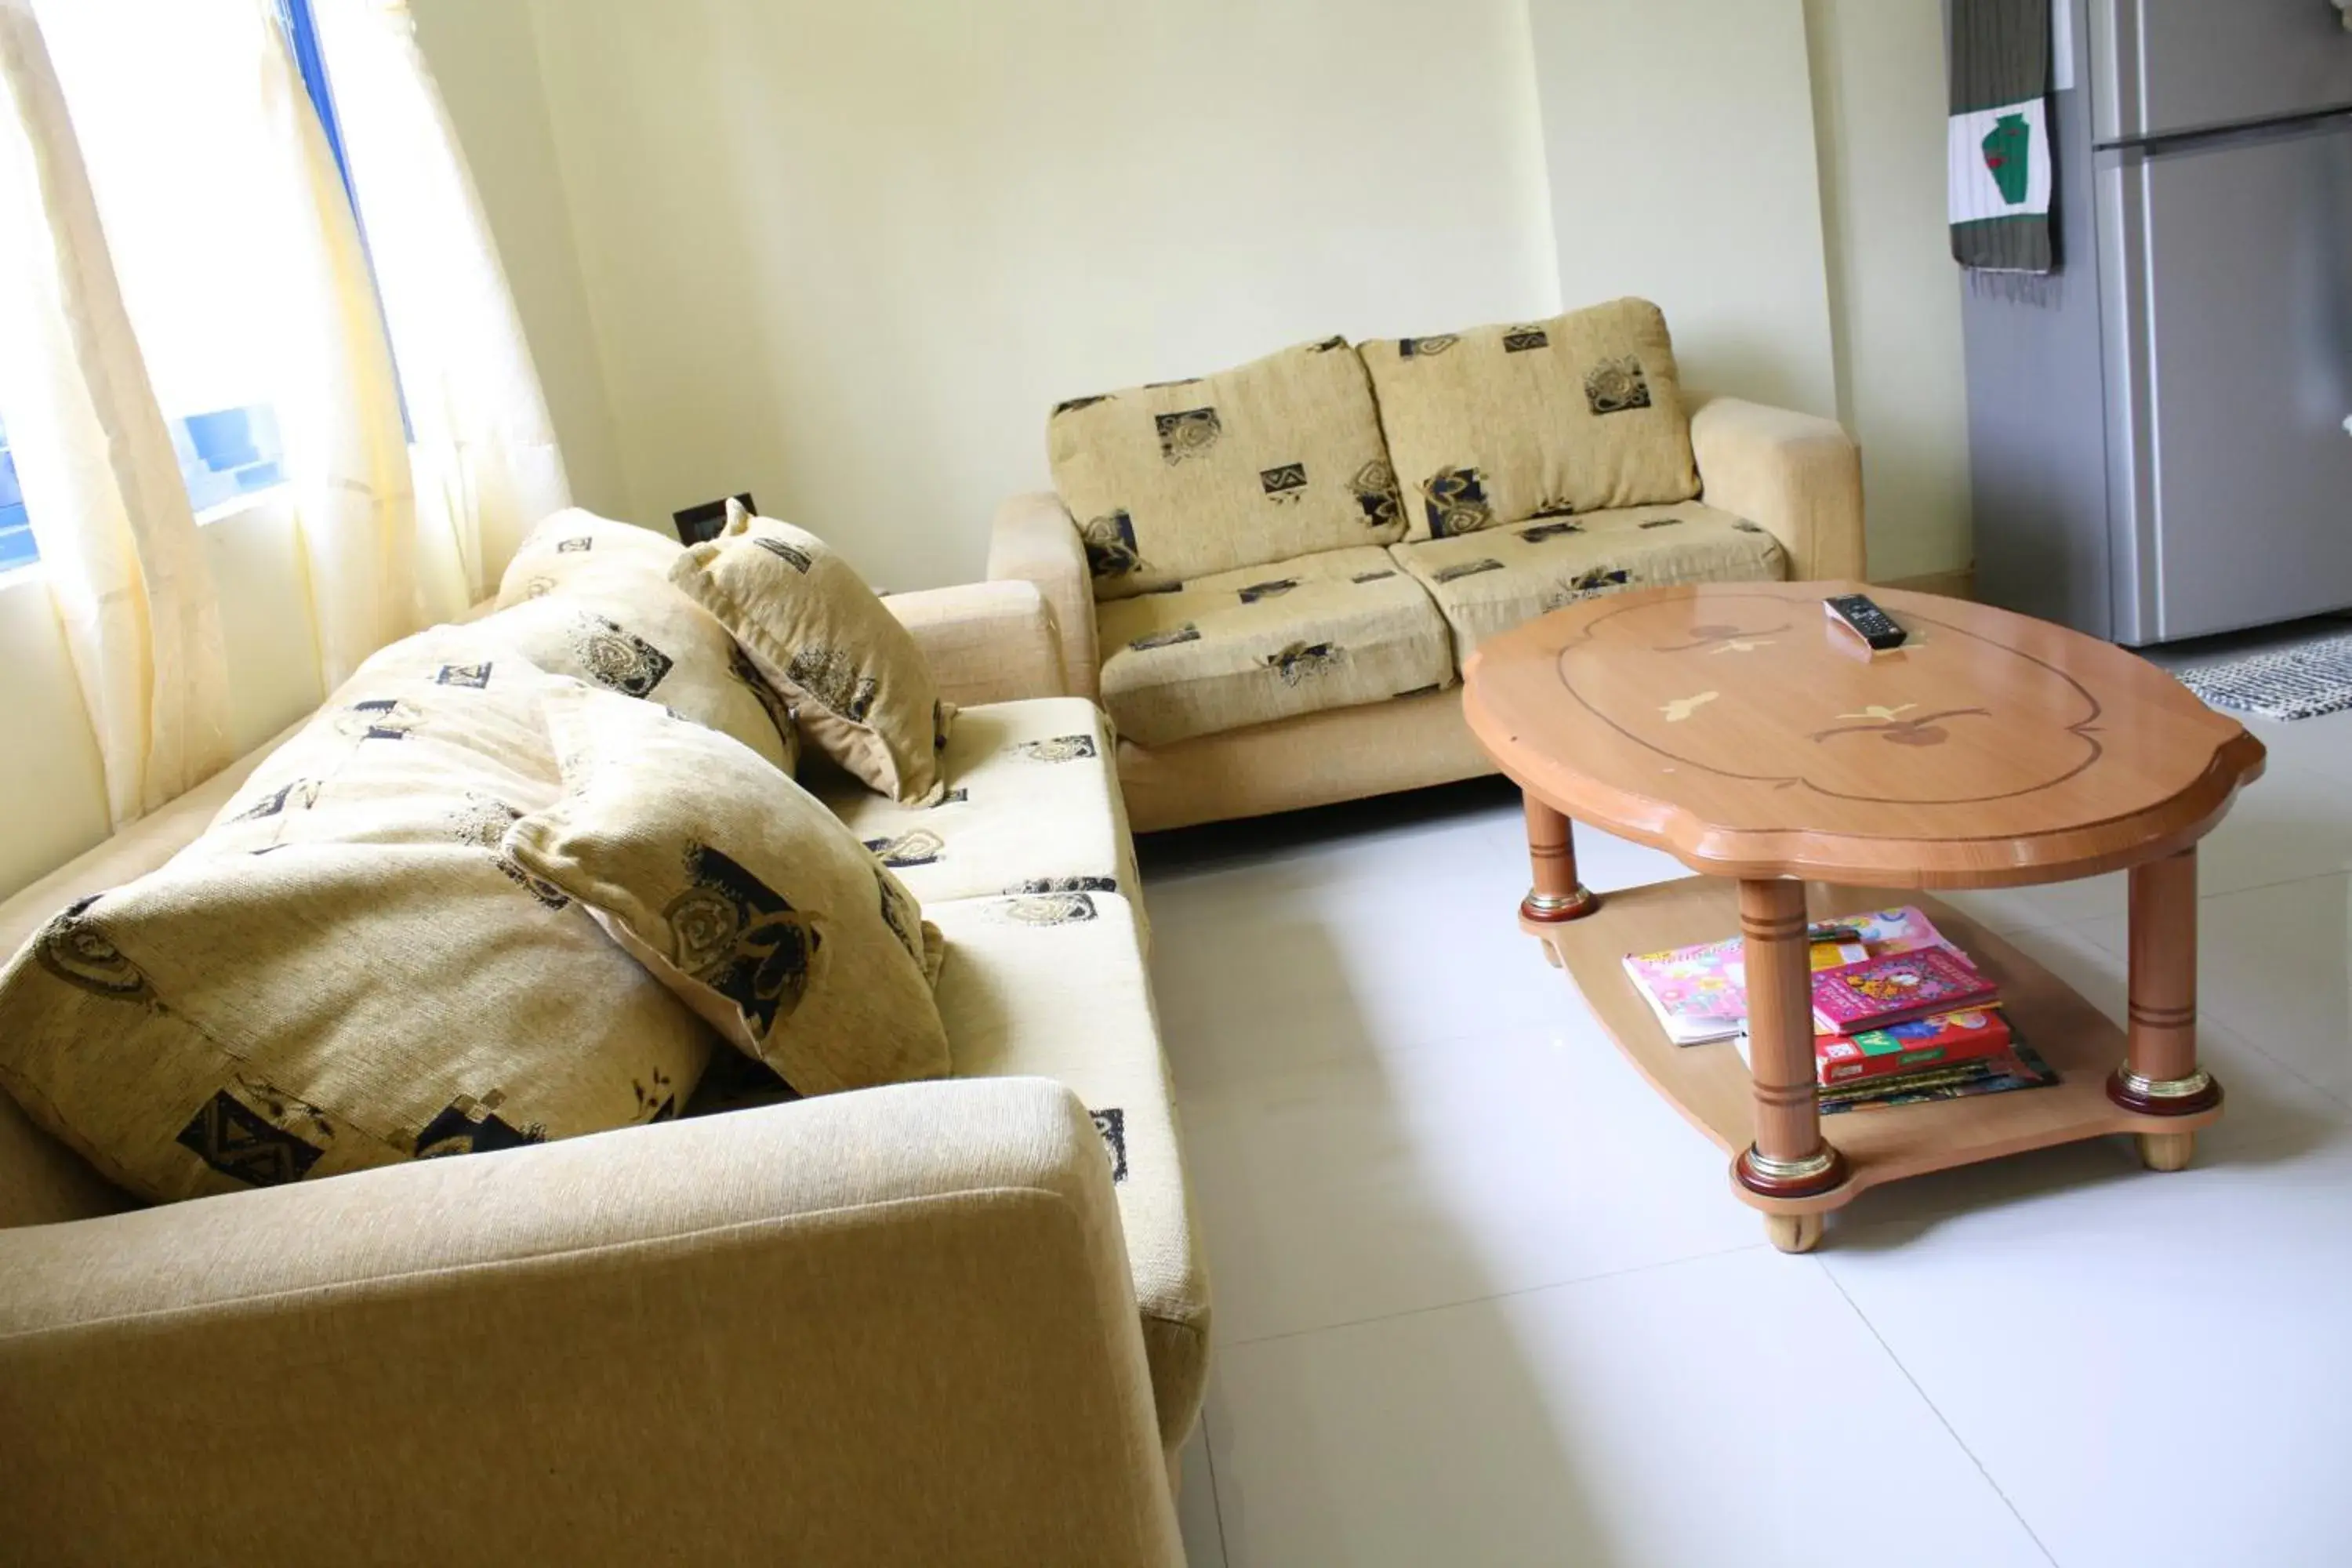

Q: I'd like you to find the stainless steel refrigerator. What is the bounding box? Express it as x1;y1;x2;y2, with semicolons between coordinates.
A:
1963;0;2352;644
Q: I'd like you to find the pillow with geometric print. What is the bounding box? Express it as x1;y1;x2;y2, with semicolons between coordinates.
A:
503;684;949;1099
668;500;951;805
0;629;716;1206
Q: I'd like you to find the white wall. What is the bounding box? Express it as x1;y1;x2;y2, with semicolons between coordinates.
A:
1805;0;1976;584
408;0;627;519
519;0;1562;591
1524;0;1839;420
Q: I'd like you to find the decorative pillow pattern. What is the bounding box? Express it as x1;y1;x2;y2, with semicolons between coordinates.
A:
0;630;716;1205
1361;298;1701;541
1094;546;1454;747
670;503;950;804
476;564;799;775
495;507;685;608
1047;336;1404;601
503;686;950;1098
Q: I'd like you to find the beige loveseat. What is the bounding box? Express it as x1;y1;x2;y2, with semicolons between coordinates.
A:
990;301;1866;833
0;579;1200;1566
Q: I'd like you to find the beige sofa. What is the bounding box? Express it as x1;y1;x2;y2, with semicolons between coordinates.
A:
0;581;1200;1566
993;376;1865;834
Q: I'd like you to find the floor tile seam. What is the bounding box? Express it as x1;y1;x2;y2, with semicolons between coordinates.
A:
1210;1240;1772;1352
1811;1258;2065;1568
1200;1421;1234;1566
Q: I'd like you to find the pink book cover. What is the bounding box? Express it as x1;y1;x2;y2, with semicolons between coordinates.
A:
1811;946;1998;1034
1624;908;1965;1039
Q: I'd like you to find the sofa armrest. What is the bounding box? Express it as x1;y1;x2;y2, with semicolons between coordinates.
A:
0;1079;1181;1567
1688;395;1867;582
886;578;1069;704
988;492;1098;702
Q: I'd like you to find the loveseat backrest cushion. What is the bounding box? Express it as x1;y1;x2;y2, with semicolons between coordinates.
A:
1047;336;1405;600
1360;298;1700;542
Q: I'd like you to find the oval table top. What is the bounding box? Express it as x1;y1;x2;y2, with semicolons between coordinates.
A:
1461;582;2267;887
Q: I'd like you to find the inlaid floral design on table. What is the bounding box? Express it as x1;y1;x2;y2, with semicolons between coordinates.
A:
1552;591;2108;808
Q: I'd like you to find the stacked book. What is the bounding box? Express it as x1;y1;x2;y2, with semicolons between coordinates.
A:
1622;906;2057;1113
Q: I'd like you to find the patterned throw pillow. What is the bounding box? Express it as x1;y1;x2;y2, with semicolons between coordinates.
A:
0;629;716;1206
475;564;800;776
495;507;685;608
669;501;951;804
1047;336;1404;600
1360;298;1701;542
503;685;950;1098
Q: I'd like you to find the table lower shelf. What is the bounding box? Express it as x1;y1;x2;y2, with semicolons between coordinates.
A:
1533;879;2221;1217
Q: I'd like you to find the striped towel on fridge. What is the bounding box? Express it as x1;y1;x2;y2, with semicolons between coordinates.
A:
1948;0;2053;274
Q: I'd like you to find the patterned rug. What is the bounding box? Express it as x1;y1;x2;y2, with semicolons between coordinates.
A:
2176;631;2352;722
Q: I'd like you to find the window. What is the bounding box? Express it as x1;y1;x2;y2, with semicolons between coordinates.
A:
0;0;357;575
0;419;31;573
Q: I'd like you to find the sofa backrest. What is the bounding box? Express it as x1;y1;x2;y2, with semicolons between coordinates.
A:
1047;336;1404;599
1359;296;1701;539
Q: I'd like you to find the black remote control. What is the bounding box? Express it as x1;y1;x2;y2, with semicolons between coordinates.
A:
1824;593;1906;651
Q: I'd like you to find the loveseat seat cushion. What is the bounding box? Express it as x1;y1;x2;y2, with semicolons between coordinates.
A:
1390;501;1788;659
817;698;1141;911
1095;547;1454;748
0;628;716;1206
927;887;1208;1450
1362;298;1701;541
1048;337;1405;601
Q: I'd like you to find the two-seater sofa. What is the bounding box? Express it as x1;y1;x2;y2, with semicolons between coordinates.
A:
0;569;1203;1566
989;298;1867;832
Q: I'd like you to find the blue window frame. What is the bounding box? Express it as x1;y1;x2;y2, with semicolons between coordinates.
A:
0;0;358;575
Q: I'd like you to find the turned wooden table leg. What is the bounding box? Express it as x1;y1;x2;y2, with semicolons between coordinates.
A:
2108;848;2222;1169
1733;879;1846;1249
1520;793;1597;924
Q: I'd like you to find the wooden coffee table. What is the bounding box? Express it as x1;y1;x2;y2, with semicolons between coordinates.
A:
1462;582;2267;1252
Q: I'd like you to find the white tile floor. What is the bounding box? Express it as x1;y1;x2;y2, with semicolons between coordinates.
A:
1138;695;2352;1568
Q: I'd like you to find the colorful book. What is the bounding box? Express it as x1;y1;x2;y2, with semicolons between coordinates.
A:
1621;909;1953;1047
1811;946;1998;1036
1817;1007;2013;1086
1821;1041;2060;1115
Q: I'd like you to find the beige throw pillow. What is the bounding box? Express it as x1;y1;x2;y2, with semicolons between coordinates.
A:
476;564;800;775
1047;336;1404;599
669;501;950;804
496;507;684;608
504;685;950;1098
1361;298;1700;541
0;629;716;1205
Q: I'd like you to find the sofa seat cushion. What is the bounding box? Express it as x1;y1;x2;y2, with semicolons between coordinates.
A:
817;698;1141;911
927;888;1207;1450
1048;336;1404;600
1095;546;1454;747
0;628;716;1206
1362;298;1701;540
1391;502;1788;659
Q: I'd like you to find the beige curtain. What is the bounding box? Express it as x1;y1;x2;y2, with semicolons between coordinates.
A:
311;0;571;621
250;0;418;688
0;0;231;823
